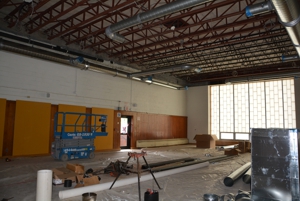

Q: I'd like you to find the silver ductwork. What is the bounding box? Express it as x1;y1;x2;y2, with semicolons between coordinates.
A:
245;0;300;57
128;64;197;78
105;0;213;43
245;1;273;17
271;0;300;56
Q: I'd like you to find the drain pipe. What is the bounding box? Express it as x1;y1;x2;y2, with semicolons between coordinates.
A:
106;0;213;43
245;0;300;57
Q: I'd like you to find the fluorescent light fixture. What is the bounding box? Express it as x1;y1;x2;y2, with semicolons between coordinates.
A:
132;77;141;81
194;67;202;73
152;82;178;90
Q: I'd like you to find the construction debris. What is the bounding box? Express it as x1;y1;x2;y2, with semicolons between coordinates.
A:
104;160;132;177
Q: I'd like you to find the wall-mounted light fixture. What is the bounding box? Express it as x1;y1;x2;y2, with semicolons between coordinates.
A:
152;82;178;90
132;77;141;81
81;60;89;70
142;76;152;83
193;67;202;73
70;56;84;65
127;64;199;78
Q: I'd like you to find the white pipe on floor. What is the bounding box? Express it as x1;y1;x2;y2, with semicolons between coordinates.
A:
59;162;209;199
36;169;53;201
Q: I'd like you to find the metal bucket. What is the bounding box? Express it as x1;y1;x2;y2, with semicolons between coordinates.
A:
203;193;219;201
82;192;97;201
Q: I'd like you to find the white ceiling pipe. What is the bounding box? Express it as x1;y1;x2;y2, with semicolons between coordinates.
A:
105;0;213;43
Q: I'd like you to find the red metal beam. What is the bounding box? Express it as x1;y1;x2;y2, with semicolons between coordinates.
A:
121;13;277;60
26;0;89;34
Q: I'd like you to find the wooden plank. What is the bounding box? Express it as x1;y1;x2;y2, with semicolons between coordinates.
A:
0;99;6;157
3;101;16;156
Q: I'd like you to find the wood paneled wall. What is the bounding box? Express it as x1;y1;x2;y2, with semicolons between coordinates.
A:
113;111;187;149
1;100;187;156
3;101;16;156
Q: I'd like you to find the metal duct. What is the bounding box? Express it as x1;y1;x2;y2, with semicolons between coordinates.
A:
223;162;251;187
245;0;300;57
105;0;213;42
0;38;128;78
271;0;300;56
127;64;194;78
242;168;251;184
245;1;273;17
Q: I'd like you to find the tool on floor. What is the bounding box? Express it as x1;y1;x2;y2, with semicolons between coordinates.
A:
51;112;108;161
5;158;11;162
109;151;162;201
104;160;132;177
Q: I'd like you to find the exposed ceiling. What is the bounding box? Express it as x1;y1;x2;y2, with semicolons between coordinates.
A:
0;0;300;87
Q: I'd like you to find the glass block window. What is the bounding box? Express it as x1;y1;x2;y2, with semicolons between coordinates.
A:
220;85;234;132
220;132;234;139
234;83;249;132
265;80;284;128
210;78;296;139
236;133;250;140
210;86;220;136
249;82;266;129
282;79;296;128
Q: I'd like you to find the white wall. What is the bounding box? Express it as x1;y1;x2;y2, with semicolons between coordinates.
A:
186;85;209;143
0;51;187;116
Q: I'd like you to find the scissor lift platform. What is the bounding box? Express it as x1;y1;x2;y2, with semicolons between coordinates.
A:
51;112;108;161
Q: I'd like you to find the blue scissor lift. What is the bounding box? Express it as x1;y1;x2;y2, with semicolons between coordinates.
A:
51;112;108;161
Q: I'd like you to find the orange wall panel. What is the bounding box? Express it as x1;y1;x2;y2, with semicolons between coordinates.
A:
0;99;6;156
13;100;51;156
92;107;114;150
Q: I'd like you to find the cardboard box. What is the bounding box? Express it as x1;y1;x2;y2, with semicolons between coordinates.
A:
194;134;218;148
224;148;241;156
238;141;246;153
66;163;84;174
75;174;100;188
52;167;77;185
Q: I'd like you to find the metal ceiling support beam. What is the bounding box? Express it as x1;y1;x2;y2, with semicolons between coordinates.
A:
245;0;300;57
26;0;89;34
7;0;50;28
46;0;133;40
127;64;197;78
116;13;276;58
97;0;242;52
138;29;286;65
64;0;145;46
271;0;300;56
105;0;213;43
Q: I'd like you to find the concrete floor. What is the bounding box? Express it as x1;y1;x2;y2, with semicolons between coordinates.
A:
0;145;251;201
